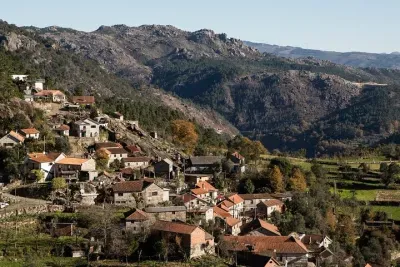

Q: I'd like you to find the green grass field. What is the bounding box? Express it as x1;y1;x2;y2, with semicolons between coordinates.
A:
335;189;378;201
370;206;400;221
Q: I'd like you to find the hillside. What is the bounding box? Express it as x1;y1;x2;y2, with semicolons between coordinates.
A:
245;40;400;69
0;21;238;137
24;23;400;156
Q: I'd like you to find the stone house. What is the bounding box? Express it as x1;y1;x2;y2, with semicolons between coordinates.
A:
241;218;281;236
113;179;168;207
104;147;129;166
54;157;97;181
122;157;151;169
113;112;124;121
125;209;151;234
218;194;244;219
53;124;70;136
24;152;66;181
144;206;186;222
184;173;211;187
151;220;214;259
221;235;309;267
181;193;211;210
230;152;245;173
257;199;285;218
71;118;100;138
188;156;224;173
239;193;274;216
72;96;95;106
19;128;40;140
187;206;214;225
190;181;218;203
34;90;66;103
154;158;174;175
0;131;25;148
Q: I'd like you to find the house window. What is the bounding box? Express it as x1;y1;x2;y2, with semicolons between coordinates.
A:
120;154;122;157
133;227;137;231
152;192;158;196
118;193;123;196
91;125;96;128
250;200;253;204
172;211;175;215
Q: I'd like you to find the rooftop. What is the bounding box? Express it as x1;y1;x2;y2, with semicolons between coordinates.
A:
195;181;216;192
145;206;186;213
241;219;281;236
106;147;129;155
55;124;70;131
56;157;89;165
95;142;121;150
8;131;25;142
72;96;95;104
190;156;224;166
112;179;155;193
222;235;309;254
225;216;241;227
152;220;199;235
20;128;39;135
126;209;149;221
263;199;284;207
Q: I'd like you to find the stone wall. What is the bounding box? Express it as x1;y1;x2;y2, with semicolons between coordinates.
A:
0;204;63;219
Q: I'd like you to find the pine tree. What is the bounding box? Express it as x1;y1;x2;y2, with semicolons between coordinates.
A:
270;166;284;192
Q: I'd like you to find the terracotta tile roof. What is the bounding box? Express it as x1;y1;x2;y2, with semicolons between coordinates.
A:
225;217;241;227
222;235;309;254
213;206;231;219
8;131;25;142
220;199;235;208
126;209;149;221
55;124;70;131
105;147;128;155
120;167;134;175
258;219;281;236
20;128;39;135
123;157;151;163
227;194;244;204
238;193;273;200
56;158;89;165
125;145;141;153
191;188;208;196
28;153;54;163
365;264;372;267
152;220;199;235
72;96;95;104
180;193;207;204
95;142;122;150
241;219;281;236
112;179;155;193
263;199;284;207
195;181;216;192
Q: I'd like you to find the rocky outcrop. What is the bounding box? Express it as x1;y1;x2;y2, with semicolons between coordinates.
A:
0;32;37;51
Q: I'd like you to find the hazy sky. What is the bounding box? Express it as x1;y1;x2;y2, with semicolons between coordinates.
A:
0;0;398;53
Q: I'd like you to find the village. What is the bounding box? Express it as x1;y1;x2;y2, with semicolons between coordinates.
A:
0;75;339;267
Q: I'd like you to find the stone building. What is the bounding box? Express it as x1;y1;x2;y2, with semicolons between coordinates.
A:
144;206;186;222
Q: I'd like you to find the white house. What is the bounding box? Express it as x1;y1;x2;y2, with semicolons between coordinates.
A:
11;75;28;81
0;131;25;148
104;147;129;166
122;157;151;168
25;152;66;181
72;119;100;138
34;90;66;103
218;194;244;219
19;128;40;140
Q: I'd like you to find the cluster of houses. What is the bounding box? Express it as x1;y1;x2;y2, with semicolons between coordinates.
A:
5;75;335;266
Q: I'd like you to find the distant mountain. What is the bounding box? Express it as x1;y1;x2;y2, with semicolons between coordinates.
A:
244;41;400;69
4;21;400;156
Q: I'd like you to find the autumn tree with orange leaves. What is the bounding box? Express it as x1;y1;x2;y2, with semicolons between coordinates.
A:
171;120;199;153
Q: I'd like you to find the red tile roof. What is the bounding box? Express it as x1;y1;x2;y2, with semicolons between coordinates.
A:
213;206;231;219
125;145;141;153
191;188;208;196
126;209;149;221
257;219;281;236
231;151;244;160
8;131;25;142
34;90;65;96
227;194;244;204
263;199;284;207
195;181;216;192
181;193;199;203
112;179;155;193
28;153;54;163
72;96;95;104
55;124;70;131
95;142;122;150
152;220;198;235
20;128;39;135
225;217;241;227
56;158;89;165
222;235;309;254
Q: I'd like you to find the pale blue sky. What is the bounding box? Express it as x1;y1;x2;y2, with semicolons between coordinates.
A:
0;0;398;53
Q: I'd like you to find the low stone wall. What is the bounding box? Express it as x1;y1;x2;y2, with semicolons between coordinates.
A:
0;204;64;219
